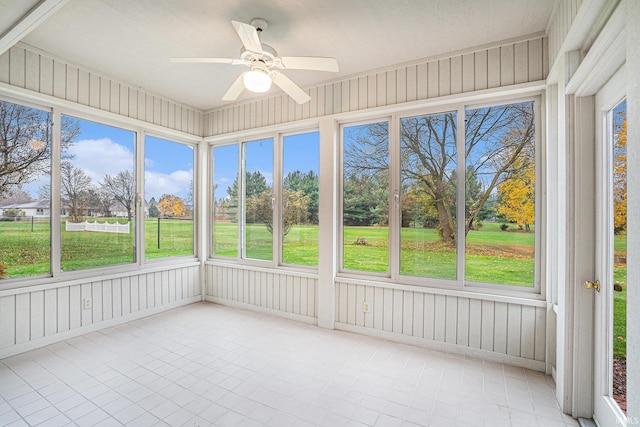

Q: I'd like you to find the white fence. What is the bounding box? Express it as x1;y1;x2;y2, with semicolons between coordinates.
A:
65;220;130;234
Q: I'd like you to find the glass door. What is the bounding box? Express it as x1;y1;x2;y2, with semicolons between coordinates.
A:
593;82;627;426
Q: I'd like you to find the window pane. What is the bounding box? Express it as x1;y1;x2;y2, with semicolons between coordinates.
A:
282;132;319;266
465;101;535;286
400;111;457;279
343;122;389;273
612;99;626;412
60;117;136;272
0;100;56;279
213;144;239;257
144;136;194;260
244;138;273;261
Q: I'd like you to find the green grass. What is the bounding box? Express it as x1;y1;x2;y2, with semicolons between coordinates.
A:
0;218;193;277
145;218;194;260
613;265;627;356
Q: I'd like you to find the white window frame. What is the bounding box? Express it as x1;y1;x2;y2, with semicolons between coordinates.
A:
337;95;543;295
210;127;321;271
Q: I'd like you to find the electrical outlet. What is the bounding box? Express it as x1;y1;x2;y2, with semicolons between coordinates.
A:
82;297;92;310
363;302;370;313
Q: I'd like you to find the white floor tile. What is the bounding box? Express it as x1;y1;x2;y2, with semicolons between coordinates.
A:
0;302;579;427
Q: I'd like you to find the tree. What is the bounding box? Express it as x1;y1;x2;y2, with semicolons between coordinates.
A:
613;114;626;234
60;161;93;222
283;170;319;224
148;197;159;218
246;188;310;236
184;179;194;218
227;171;268;202
0;189;33;205
101;170;135;221
343;173;388;226
3;208;24;219
0;100;79;198
91;188;113;217
347;103;535;242
157;194;186;217
464;104;535;235
497;161;535;230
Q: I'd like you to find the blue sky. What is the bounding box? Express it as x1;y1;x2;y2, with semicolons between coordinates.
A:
20;117;193;201
213;131;319;201
66;118;193;201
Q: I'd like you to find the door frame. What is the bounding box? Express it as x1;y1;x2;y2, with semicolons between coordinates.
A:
592;66;627;427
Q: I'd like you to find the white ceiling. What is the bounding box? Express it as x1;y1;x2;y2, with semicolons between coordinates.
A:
2;0;556;111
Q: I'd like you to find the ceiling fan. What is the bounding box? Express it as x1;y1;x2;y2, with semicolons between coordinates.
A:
170;18;339;104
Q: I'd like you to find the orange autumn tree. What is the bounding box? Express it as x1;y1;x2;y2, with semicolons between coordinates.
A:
157;194;186;218
613;115;627;234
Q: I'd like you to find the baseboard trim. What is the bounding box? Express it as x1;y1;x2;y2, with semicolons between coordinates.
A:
335;322;546;372
0;296;202;360
205;296;318;325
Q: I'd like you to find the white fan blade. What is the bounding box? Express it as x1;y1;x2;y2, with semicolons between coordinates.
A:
170;57;246;65
222;74;245;101
280;56;339;72
272;73;310;104
231;20;263;54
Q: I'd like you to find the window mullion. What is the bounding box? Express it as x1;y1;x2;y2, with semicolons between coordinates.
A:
456;107;466;284
273;133;283;266
136;130;145;266
239;143;246;260
389;116;400;279
51;109;61;275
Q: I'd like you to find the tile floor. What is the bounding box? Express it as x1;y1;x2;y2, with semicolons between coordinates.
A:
0;302;578;426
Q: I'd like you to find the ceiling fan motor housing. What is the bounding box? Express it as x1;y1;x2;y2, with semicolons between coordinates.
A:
250;18;268;32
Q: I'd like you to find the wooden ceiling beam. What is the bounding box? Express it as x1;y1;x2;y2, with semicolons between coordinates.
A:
0;0;70;57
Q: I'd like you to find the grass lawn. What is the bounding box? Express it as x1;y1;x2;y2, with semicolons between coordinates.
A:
0;218;193;277
1;217;628;352
613;233;627;357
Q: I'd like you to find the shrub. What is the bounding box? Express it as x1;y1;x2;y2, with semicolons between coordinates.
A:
3;208;24;220
500;223;509;231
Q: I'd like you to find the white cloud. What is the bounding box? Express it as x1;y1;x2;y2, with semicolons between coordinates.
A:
145;169;192;200
67;138;134;182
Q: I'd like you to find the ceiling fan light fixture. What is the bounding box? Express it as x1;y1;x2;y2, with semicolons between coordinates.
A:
243;69;272;93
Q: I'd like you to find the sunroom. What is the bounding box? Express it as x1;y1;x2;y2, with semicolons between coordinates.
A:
0;0;638;426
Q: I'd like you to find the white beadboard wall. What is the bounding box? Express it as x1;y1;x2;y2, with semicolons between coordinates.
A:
546;0;584;69
334;280;547;371
0;44;202;135
203;35;548;136
0;264;201;358
205;264;317;323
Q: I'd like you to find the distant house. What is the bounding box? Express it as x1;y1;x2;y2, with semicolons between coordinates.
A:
0;201;50;218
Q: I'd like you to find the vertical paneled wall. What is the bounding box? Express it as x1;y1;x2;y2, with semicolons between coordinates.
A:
335;281;547;370
202;35;549;369
205;264;317;323
203;35;548;135
546;0;584;69
0;44;202;135
0;265;200;358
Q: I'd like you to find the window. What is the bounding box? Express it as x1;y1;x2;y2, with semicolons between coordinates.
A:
340;98;539;290
212;144;239;258
342;121;389;273
464;101;536;286
211;131;320;268
0;100;53;279
243;138;273;261
60;116;136;272
400;111;457;280
144;136;194;260
282;131;319;266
